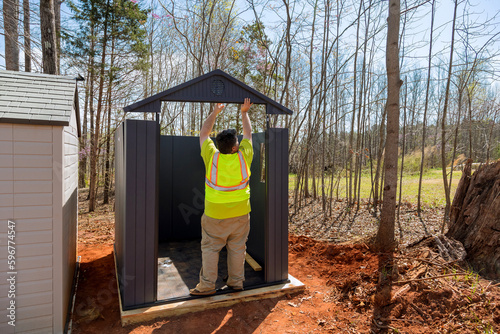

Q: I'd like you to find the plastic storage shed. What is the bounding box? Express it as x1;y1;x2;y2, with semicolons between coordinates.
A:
115;70;292;310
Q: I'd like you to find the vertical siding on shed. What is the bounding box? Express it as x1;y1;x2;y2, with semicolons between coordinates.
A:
115;119;159;309
0;123;55;333
265;128;289;283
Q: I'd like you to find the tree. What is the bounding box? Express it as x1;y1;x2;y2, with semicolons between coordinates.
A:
440;0;458;231
417;0;435;215
65;0;149;211
4;0;20;70
23;0;31;71
447;160;500;279
41;0;58;74
376;0;400;252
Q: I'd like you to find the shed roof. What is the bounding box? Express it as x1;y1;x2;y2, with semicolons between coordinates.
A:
0;70;80;130
124;69;293;115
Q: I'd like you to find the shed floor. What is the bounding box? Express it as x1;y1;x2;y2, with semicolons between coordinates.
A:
157;240;265;301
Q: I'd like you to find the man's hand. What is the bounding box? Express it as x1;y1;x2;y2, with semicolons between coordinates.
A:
214;103;225;114
241;98;252;142
241;98;253;113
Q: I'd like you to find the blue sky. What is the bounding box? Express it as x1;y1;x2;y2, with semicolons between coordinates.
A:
1;0;499;80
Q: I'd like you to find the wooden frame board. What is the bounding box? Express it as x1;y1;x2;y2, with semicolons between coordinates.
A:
117;267;305;327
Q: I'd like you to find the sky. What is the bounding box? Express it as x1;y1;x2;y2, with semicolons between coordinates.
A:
0;0;499;85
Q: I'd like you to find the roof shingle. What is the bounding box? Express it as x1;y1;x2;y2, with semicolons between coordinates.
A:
0;70;77;126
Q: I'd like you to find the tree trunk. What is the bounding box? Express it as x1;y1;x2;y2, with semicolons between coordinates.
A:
418;0;435;215
440;0;458;231
376;0;400;253
23;0;31;72
54;0;61;73
40;0;58;74
89;0;110;212
446;160;500;279
4;0;20;71
103;28;116;205
373;104;387;210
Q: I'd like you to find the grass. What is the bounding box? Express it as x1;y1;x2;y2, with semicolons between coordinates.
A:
289;168;462;207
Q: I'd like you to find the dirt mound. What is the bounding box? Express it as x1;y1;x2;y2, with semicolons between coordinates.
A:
289;235;500;333
374;235;500;333
73;193;500;333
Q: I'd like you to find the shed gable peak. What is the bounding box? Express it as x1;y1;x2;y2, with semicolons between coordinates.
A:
124;69;292;115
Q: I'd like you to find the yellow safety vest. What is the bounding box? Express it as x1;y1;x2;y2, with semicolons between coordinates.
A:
205;151;251;203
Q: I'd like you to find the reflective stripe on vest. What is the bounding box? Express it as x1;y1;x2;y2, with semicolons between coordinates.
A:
206;151;249;192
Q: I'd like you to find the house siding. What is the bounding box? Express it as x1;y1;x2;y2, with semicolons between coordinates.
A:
0;123;55;333
58;106;78;332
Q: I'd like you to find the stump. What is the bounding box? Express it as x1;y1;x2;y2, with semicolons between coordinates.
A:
446;160;500;279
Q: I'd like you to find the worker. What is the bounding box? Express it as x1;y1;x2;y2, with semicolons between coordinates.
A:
190;98;254;296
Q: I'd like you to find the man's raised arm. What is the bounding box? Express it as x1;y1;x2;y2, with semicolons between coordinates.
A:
241;98;253;143
200;103;225;148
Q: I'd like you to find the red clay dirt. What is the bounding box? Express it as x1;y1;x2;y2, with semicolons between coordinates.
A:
71;191;499;333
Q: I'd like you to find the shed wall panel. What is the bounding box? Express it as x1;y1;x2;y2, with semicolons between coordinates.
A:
0;155;13;167
17;303;53;320
0;141;12;154
16;292;53;308
158;136;173;241
247;133;266;266
10;255;52;269
135;121;147;302
14;167;53;181
20;327;54;334
16;268;52;283
14;205;52;219
58;107;79;332
10;217;52;232
115;119;159;309
0;123;13;140
0;207;13;219
14;193;52;206
144;121;159;302
16;243;52;257
17;279;53;295
265;128;289;283
13;141;52;155
12;124;53;142
0;279;52;298
0;194;13;207
0;181;13;194
114;122;125;303
13;230;52;244
0;167;13;180
14;180;52;193
0;123;58;333
13;154;53;168
124;120;137;306
5;315;52;332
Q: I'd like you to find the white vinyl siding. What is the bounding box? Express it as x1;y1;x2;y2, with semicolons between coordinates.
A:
0;71;79;334
58;106;79;332
0;123;55;333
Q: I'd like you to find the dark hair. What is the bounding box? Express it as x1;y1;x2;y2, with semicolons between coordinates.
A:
216;129;237;154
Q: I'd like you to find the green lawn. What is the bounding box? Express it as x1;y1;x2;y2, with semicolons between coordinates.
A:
289;168;462;207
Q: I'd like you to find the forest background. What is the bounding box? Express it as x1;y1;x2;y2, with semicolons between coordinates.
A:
1;0;500;244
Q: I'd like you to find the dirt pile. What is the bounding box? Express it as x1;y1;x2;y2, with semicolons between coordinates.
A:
72;191;499;333
372;235;500;333
289;235;500;333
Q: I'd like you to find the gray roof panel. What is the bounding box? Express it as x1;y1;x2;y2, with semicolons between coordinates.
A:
0;70;77;126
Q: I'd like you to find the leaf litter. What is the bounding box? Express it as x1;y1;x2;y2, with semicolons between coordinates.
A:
72;189;499;333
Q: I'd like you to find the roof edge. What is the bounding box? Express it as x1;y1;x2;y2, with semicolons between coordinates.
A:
0;117;69;127
124;69;293;115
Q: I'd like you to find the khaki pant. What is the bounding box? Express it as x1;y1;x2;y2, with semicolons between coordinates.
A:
195;213;250;292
